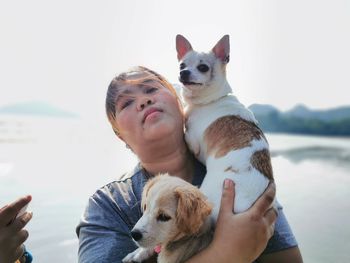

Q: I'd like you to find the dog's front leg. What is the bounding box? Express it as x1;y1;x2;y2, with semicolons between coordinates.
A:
122;247;155;263
185;128;201;158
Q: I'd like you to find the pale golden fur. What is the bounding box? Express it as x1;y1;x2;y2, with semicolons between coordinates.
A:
123;174;214;263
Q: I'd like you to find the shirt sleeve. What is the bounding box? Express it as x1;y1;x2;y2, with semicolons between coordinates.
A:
76;187;139;263
262;203;298;254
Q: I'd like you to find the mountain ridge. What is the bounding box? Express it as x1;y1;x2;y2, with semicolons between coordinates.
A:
248;103;350;136
0;101;79;118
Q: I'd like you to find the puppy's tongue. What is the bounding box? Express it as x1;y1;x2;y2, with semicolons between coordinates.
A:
154;244;162;254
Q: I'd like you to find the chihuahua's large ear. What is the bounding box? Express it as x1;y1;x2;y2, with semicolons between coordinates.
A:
212;35;230;63
176;35;193;61
175;186;212;235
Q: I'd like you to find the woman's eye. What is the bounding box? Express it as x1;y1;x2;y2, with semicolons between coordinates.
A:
121;99;133;109
197;64;209;73
145;87;158;94
157;213;171;222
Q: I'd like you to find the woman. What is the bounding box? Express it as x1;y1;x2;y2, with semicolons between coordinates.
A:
76;66;302;262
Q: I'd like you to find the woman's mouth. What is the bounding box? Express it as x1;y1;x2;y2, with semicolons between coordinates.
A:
143;108;163;123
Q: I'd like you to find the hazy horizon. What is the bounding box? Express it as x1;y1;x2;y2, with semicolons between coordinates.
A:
1;0;349;121
1;99;350;117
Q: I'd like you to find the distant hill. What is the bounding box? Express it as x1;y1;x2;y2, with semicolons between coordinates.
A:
285;104;350;121
0;101;79;118
249;104;350;136
248;104;279;116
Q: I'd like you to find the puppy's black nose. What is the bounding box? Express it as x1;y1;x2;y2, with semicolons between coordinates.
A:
131;230;143;241
180;70;191;82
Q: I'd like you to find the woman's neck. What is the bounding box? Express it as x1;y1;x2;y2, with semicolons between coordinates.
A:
139;140;195;183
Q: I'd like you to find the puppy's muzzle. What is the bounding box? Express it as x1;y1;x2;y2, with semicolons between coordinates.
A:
179;69;191;83
131;230;143;241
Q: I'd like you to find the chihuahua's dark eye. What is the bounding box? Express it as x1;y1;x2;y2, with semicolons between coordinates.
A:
157;213;171;222
143;204;146;211
197;64;209;73
180;63;186;70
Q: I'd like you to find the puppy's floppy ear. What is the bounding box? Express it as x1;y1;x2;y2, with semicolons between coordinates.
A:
176;34;193;61
212;35;230;63
175;186;212;235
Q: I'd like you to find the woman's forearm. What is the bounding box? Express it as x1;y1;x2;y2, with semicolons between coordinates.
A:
185;243;248;263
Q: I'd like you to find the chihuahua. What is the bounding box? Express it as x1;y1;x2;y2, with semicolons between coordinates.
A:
176;34;274;220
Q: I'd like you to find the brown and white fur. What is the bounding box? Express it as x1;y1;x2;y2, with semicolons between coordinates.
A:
176;35;274;220
122;174;213;263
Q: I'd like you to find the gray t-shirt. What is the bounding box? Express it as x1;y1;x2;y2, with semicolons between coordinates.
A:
76;161;297;263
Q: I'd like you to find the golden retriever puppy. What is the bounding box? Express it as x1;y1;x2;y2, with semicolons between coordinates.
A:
123;174;213;263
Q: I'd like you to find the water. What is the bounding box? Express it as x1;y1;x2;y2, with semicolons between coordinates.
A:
1;116;349;262
268;134;350;262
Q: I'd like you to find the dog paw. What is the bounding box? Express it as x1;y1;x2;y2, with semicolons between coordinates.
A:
122;247;154;263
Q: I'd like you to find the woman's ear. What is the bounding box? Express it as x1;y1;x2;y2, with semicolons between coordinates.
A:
114;130;133;150
175;186;212;235
113;128;121;137
114;129;124;141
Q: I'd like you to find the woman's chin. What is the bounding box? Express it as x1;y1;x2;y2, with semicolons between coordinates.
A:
144;123;178;140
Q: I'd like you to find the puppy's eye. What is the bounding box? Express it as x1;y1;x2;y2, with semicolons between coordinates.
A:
180;63;186;70
157;213;171;222
143;204;146;211
197;64;209;73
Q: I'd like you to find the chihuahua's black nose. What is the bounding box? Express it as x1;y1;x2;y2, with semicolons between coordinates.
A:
180;70;191;82
131;230;143;241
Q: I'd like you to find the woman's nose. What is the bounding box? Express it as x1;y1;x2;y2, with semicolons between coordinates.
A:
137;97;153;111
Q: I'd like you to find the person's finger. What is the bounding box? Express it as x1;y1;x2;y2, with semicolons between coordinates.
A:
250;181;276;216
11;212;33;232
0;195;32;227
0;204;9;213
13;244;26;263
13;229;29;247
218;179;235;218
263;221;276;240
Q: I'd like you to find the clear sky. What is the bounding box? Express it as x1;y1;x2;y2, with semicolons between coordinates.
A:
1;0;349;119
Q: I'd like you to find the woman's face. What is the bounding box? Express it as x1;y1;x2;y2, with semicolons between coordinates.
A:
113;77;184;152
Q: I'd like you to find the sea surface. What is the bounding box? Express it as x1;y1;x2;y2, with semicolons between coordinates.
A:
0;116;349;262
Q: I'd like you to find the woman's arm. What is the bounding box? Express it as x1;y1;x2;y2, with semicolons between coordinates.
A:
77;186;143;263
258;246;303;263
0;195;32;263
77;203;138;262
186;179;277;263
257;207;303;263
78;223;138;263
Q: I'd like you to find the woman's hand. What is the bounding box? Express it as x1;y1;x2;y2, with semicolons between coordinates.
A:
0;195;32;263
210;179;277;263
